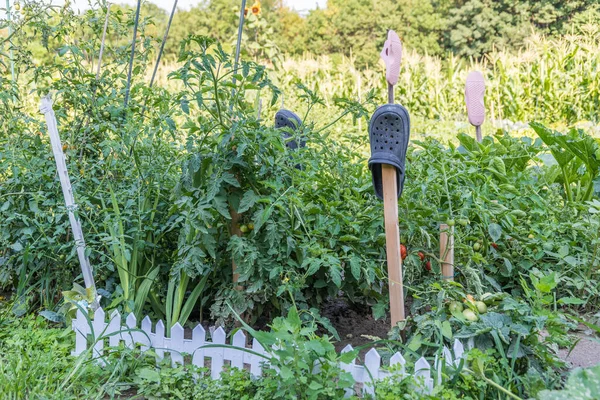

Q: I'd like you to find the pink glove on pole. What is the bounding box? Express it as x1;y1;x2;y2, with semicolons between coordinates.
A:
380;30;402;86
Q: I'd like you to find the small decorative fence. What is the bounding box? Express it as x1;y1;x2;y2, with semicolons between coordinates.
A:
72;308;467;397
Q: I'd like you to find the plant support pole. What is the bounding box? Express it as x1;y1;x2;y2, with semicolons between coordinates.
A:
230;0;247;111
96;3;111;80
124;0;142;107
40;96;98;309
440;224;454;280
382;83;405;325
7;0;15;81
149;0;178;88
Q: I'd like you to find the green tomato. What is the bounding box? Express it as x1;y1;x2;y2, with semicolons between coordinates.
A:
449;301;463;313
240;225;249;233
458;219;469;227
473;242;481;252
463;309;478;322
446;219;456;227
475;301;488;314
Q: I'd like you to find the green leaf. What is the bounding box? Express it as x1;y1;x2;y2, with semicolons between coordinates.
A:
305;340;326;356
238;190;259;213
349;256;361;280
441;321;453;339
488;223;502;242
536;273;558;293
557;297;585;305
408;334;422;352
137;368;160;383
39;310;65;323
304;258;322;276
222;172;240;188
329;263;342;287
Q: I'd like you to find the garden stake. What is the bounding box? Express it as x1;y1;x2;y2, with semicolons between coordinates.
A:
440;224;454;281
465;71;486;142
96;3;111;80
368;30;410;327
137;0;177;120
40;96;99;310
149;0;178;89
6;0;15;82
230;0;248;112
124;0;142;107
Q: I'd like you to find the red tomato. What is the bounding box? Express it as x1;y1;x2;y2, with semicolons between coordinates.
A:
418;251;425;261
491;243;499;249
425;261;432;271
400;244;407;260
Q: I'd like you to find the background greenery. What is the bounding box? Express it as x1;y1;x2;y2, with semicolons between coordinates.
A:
2;0;600;398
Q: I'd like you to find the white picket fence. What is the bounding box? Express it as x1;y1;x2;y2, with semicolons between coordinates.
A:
71;308;467;396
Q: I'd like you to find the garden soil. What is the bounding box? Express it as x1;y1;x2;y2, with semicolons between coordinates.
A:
324;299;600;369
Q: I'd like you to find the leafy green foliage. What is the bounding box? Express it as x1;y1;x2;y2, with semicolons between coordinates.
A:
537;364;600;400
234;304;358;399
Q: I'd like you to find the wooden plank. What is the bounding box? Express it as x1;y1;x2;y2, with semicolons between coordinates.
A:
363;348;381;396
108;310;121;348
230;330;246;369
249;338;264;377
71;308;89;356
170;323;184;366
40;97;97;299
211;327;226;380
154;320;165;361
191;324;206;367
124;313;137;349
92;308;106;360
39;96;98;309
440;224;454;281
390;352;406;377
140;316;152;352
381;165;405;325
340;345;356;398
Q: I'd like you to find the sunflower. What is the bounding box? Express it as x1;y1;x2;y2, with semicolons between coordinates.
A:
251;0;261;15
244;7;248;16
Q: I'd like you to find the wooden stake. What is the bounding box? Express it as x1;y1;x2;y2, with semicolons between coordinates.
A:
40;96;99;309
230;207;242;289
440;224;454;281
382;164;405;326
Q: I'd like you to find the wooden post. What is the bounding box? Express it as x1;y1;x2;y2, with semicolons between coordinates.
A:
40;96;98;309
440;224;454;281
230;207;242;289
382;165;405;325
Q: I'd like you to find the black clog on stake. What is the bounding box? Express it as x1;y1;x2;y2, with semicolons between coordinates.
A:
275;109;305;150
368;104;410;200
370;30;408;328
368;30;410;200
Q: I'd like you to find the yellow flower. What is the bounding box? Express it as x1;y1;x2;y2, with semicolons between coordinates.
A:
244;7;248;17
251;0;261;15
